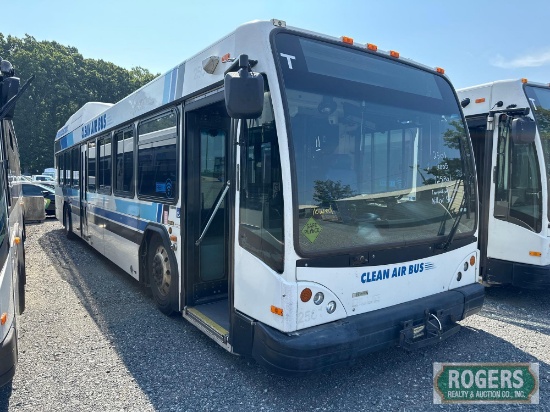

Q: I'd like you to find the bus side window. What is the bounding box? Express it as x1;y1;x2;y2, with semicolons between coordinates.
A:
137;110;178;201
114;127;135;195
239;88;284;273
98;136;112;194
88;142;97;192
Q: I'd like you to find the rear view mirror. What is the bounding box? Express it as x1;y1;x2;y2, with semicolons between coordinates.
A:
224;54;264;119
511;117;536;144
0;76;20;120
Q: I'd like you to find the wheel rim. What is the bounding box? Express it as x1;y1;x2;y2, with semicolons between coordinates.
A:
152;244;171;297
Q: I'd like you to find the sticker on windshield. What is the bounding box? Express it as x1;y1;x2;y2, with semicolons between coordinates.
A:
302;217;322;243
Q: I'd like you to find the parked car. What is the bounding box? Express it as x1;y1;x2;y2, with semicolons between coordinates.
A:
10;182;56;215
32;174;55;183
8;175;31;184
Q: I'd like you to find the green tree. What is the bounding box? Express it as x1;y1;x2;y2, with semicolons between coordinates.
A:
0;33;158;173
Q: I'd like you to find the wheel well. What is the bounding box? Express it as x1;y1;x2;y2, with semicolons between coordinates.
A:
139;225;180;312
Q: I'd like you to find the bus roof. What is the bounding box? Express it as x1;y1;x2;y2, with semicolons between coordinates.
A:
55;19;450;151
457;79;549;116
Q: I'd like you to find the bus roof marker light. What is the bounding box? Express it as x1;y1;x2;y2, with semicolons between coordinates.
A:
390;50;400;58
366;43;378;51
521;78;528;84
202;56;220;74
270;305;283;316
436;67;445;74
341;36;354;45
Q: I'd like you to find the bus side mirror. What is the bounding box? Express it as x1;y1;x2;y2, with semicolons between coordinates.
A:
511;117;536;144
224;54;264;119
0;76;20;120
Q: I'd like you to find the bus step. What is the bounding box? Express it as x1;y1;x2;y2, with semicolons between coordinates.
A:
184;306;231;351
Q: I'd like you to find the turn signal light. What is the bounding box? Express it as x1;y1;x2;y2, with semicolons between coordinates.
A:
221;53;231;63
475;98;486;103
470;256;476;266
300;288;312;302
529;251;542;257
270;305;283;316
14;236;21;245
0;313;6;325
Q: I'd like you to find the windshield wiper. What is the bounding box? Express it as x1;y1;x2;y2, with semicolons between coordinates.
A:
437;175;471;251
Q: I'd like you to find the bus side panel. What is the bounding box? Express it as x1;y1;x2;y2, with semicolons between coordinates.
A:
0;260;16;387
103;200;141;280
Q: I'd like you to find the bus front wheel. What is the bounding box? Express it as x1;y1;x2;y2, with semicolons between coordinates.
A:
149;237;174;315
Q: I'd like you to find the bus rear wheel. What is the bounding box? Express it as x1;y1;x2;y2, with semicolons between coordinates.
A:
64;206;76;240
149;237;174;315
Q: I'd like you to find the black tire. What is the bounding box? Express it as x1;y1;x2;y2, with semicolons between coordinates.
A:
149;236;175;315
64;206;76;240
17;260;25;315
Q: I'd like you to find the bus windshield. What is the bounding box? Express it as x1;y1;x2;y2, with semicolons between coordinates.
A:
275;33;477;255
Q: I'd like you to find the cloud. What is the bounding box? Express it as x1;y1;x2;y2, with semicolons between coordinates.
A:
491;50;550;69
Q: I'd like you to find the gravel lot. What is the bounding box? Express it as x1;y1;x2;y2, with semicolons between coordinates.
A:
1;218;549;411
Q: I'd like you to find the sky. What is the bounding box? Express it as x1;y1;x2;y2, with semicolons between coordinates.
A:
2;0;550;90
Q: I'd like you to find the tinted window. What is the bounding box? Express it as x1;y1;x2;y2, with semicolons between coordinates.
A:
72;147;80;187
114;127;135;194
98;136;112;193
88;141;96;191
137;111;177;200
22;184;43;196
239;89;284;272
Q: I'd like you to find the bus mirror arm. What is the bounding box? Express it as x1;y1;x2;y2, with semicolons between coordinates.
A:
195;181;231;246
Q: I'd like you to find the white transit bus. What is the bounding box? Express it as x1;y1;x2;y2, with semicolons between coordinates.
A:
55;19;484;374
0;58;29;387
458;79;550;288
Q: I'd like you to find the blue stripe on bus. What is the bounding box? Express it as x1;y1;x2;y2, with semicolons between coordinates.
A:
92;206;148;231
169;68;177;102
63;191;164;226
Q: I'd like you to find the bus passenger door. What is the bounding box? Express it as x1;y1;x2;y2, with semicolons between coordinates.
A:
80;143;89;241
487;114;542;276
183;98;232;339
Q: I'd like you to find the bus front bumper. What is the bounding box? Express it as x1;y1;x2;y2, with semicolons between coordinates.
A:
0;325;17;387
251;283;484;375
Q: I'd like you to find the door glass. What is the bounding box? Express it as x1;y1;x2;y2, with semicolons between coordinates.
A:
200;129;226;281
494;116;542;232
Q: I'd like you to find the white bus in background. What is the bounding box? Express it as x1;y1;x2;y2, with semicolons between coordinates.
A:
0;59;30;387
55;19;483;374
458;79;550;288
